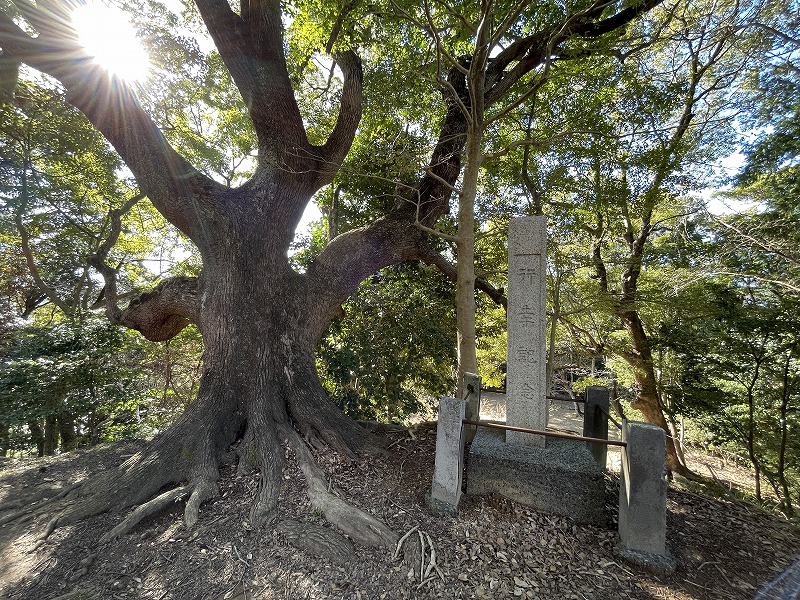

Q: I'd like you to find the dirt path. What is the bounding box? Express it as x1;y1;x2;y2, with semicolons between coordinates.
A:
1;425;798;600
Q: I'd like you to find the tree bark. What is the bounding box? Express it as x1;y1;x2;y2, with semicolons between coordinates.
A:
43;412;58;456
745;353;764;501
58;411;77;452
28;420;44;457
0;422;9;457
616;307;692;476
777;346;794;517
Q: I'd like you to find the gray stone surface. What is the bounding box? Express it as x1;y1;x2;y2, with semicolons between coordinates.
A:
583;386;610;470
617;420;671;567
466;426;606;524
615;547;676;575
506;216;548;446
429;397;466;513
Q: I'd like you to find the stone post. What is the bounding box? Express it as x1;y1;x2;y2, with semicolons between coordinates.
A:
617;420;675;572
463;372;481;443
506;216;547;446
583;386;610;469
428;397;466;514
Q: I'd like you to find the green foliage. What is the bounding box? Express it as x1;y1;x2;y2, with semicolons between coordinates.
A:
317;262;456;422
661;279;800;515
0;316;150;449
142;324;204;425
0;314;205;454
571;377;607;396
739;17;800;185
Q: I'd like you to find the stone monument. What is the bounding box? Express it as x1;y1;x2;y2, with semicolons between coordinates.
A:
616;420;675;572
465;215;607;524
506;216;547;446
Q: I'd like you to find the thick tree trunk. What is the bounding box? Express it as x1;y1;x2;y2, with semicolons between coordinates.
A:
43;413;57;456
0;423;8;457
28;420;44;457
58;411;77;452
58;209;391;546
778;348;794;517
746;379;762;501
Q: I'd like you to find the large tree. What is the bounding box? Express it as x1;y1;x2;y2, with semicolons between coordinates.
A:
0;0;662;545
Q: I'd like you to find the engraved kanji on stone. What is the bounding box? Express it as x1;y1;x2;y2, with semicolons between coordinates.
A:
513;346;538;364
517;266;539;285
506;216;548;446
519;380;538;400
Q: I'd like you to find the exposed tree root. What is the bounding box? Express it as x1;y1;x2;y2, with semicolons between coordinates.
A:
0;482;81;528
393;526;445;585
184;434;223;530
0;505;35;527
185;479;218;530
284;424;398;548
99;485;192;544
277;519;355;564
0;498;28;512
39;514;60;541
288;373;379;459
245;392;286;527
234;427;259;478
4;380;404;561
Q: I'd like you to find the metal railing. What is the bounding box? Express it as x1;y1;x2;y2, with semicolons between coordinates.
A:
461;418;627;448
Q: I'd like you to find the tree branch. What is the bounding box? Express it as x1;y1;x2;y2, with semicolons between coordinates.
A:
119;276;200;341
484;0;665;106
0;8;223;246
87;192;146;323
193;0;252;101
197;0;306;153
419;246;507;309
14;166;72;315
314;50;363;188
306;0;669;333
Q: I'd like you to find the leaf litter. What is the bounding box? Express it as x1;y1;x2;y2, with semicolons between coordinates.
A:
0;424;797;599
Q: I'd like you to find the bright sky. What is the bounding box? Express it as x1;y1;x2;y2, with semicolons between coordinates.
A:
703;152;751;215
71;1;152;82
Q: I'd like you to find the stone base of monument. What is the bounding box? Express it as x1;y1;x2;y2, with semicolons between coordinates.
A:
466;427;605;525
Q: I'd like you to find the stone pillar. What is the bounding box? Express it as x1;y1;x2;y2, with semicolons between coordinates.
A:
617;420;675;572
583;386;610;469
506;216;547;446
428;397;466;514
462;372;481;443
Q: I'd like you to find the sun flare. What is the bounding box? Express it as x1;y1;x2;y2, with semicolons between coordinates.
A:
71;1;151;82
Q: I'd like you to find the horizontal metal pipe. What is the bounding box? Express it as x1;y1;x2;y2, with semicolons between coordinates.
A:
596;403;622;431
546;395;585;403
461;419;627;448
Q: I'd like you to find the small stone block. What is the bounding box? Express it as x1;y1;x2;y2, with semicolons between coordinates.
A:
583;386;610;470
463;372;481;443
618;420;671;562
429;397;466;512
615;546;676;575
